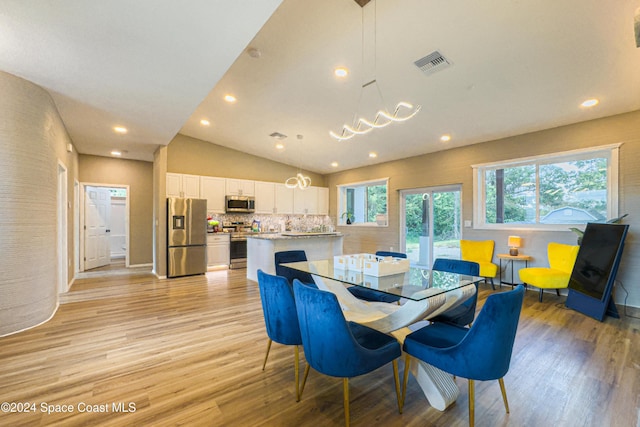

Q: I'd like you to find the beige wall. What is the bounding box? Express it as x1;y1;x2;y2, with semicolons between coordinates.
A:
153;146;168;277
327;110;640;307
0;70;79;336
78;155;154;266
167;133;326;186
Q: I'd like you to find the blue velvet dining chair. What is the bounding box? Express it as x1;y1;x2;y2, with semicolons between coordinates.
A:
257;269;308;401
274;250;315;286
293;279;402;427
346;251;407;304
429;258;480;327
401;285;525;427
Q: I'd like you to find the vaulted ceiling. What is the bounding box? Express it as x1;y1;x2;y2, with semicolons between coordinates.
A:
2;0;640;174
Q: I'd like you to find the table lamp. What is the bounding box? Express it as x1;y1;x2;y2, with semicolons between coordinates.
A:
508;235;522;256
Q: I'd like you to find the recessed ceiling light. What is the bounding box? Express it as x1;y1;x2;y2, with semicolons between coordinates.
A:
334;67;348;78
111;150;122;156
224;94;237;103
331;161;339;168
581;98;599;108
440;134;451;142
369;152;377;158
113;126;127;134
200;119;210;126
275;143;284;150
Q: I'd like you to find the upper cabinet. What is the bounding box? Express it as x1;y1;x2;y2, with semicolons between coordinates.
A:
200;176;226;213
167;173;328;216
226;178;255;196
317;187;329;215
254;181;276;214
293;186;319;215
167;173;200;198
275;184;294;214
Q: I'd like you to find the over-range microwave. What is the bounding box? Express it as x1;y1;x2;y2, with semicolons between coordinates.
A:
225;195;255;213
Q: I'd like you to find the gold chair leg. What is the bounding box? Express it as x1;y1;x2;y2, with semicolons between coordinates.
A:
498;377;510;413
392;359;402;413
468;379;475;427
299;364;310;401
401;354;411;411
262;339;272;371
294;345;300;402
343;378;350;427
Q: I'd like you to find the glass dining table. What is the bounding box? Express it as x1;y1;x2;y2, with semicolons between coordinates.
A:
281;258;483;411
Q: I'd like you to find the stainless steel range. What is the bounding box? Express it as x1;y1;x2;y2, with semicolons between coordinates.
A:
224;222;252;269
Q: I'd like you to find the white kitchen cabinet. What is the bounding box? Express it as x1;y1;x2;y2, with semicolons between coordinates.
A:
200;176;226;213
166;173;200;198
275;183;294;214
207;233;230;268
255;181;276;214
226;178;255;196
166;173;182;198
293;186;319;214
317;187;329;215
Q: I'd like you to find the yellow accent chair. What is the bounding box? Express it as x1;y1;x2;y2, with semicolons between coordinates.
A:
519;242;579;302
460;240;498;290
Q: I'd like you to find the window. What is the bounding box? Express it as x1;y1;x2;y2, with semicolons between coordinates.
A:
473;144;620;230
338;178;388;225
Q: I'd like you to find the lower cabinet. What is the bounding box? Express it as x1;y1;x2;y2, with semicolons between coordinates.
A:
207;233;230;269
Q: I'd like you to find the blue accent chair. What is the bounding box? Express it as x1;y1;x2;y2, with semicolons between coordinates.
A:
402;285;525;427
257;269;308;401
293;279;403;426
429;258;480;327
275;250;315;286
346;251;407;304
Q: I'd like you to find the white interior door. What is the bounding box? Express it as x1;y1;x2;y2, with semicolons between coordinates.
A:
84;186;111;270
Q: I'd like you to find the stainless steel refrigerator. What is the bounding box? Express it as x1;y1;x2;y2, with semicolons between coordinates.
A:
167;197;207;278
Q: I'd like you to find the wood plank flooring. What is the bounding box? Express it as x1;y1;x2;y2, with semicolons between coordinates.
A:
0;269;638;426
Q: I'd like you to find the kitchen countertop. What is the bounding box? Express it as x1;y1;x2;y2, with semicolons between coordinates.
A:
247;232;343;240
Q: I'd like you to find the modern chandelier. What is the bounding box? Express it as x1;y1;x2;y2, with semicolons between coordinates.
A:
285;172;311;190
330;0;420;141
284;134;311;190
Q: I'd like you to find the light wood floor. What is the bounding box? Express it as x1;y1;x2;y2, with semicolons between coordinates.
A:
1;269;638;426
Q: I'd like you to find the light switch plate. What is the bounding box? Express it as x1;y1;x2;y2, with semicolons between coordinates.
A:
464;220;472;227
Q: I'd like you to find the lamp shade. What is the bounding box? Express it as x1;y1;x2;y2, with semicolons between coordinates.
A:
507;236;522;248
507;236;522;256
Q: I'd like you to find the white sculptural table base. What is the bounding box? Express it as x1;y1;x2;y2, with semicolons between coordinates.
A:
311;275;476;411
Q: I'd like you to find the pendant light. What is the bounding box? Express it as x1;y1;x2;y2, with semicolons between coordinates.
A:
330;0;420;141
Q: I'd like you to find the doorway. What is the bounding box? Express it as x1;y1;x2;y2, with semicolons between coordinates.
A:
400;185;462;268
79;183;129;272
57;162;68;293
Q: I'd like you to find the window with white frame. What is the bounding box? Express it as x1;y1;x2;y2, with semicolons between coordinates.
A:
472;144;620;230
338;178;388;225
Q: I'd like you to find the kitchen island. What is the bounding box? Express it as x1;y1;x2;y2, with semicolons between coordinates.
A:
246;232;344;281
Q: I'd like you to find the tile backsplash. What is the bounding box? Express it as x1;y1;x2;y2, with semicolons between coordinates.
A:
208;213;335;232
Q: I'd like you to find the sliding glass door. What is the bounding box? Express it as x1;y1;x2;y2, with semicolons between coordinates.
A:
400;185;462;267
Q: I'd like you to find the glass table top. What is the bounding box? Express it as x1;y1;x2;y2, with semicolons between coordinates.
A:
281;259;482;301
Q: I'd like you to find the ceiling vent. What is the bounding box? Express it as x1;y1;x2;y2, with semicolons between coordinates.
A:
414;51;451;76
269;132;287;140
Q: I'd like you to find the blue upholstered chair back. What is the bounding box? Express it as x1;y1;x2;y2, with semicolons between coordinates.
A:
346;250;407;304
414;285;525;380
274;250;315;285
457;285;524;380
293;280;401;378
375;251;407;259
257;269;302;346
432;258;480;276
430;259;481;326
